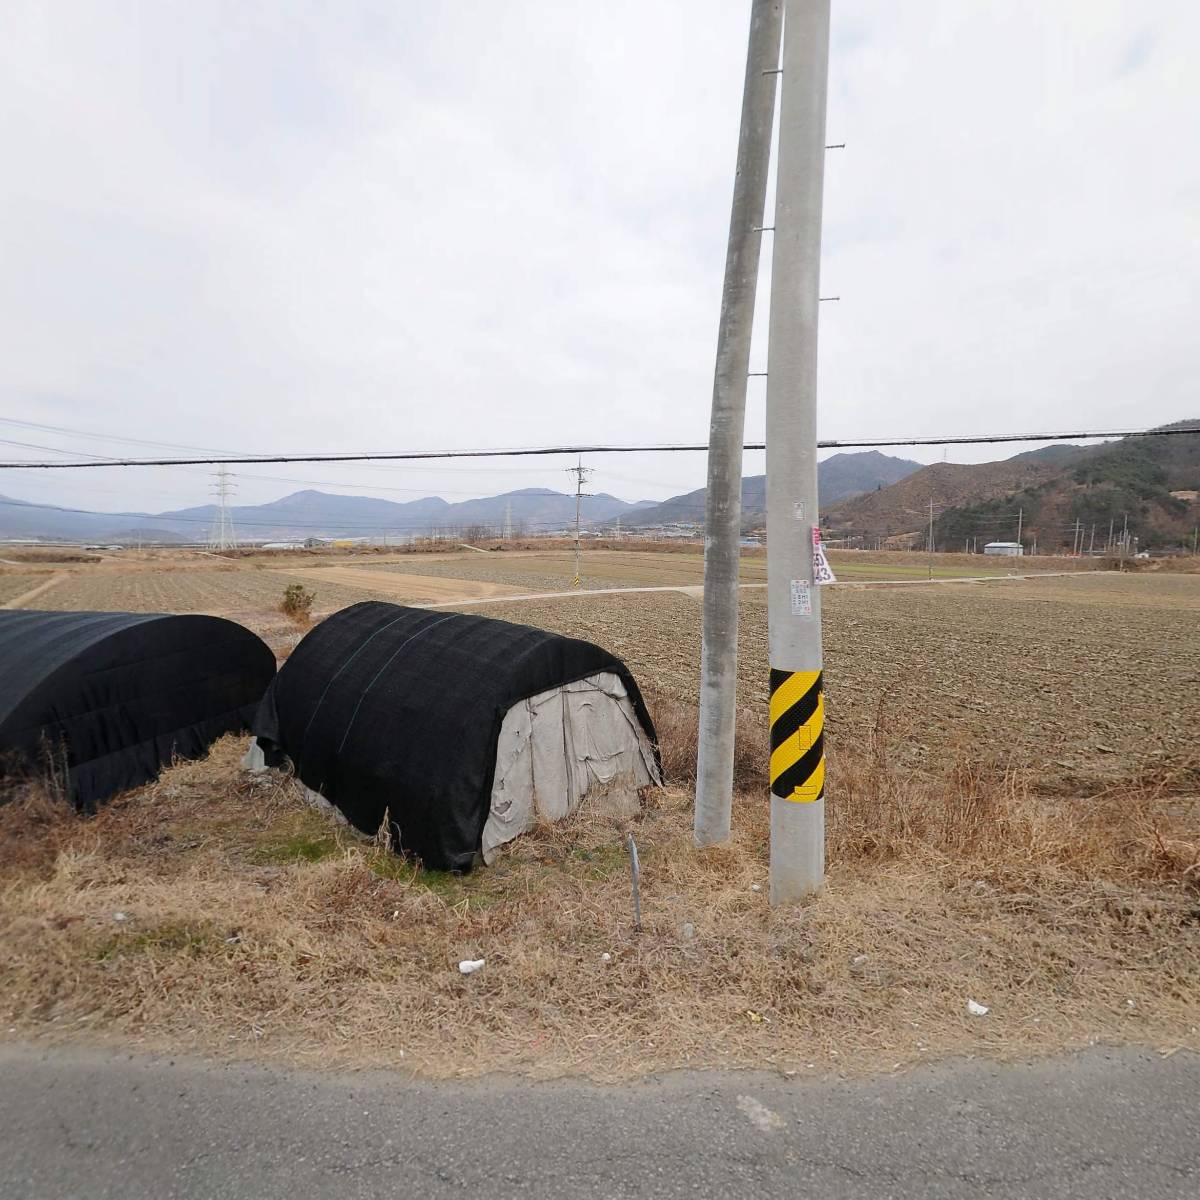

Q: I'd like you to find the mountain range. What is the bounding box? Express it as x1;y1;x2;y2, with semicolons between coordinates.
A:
824;423;1200;551
3;434;1195;549
0;450;921;543
0;486;650;544
624;450;922;527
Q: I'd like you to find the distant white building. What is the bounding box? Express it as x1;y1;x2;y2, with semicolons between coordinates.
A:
983;541;1024;557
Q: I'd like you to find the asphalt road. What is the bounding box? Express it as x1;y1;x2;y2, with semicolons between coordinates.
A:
0;1042;1196;1199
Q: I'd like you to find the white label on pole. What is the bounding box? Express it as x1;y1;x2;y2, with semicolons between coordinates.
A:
790;578;812;616
812;527;837;585
792;501;806;521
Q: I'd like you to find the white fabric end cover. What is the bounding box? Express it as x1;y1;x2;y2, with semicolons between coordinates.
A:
481;671;660;864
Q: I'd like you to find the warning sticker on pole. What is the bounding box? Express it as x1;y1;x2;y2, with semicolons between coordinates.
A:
812;527;837;585
790;578;812;616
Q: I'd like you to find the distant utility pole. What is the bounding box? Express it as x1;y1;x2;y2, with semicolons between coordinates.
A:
1121;511;1129;570
927;496;937;579
209;466;237;550
765;0;832;905
1088;523;1096;555
1016;506;1023;548
695;0;783;849
567;458;592;587
1192;526;1198;556
1107;517;1115;553
503;500;513;541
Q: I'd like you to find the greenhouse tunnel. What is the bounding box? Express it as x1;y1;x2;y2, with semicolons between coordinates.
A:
0;609;277;808
248;601;661;871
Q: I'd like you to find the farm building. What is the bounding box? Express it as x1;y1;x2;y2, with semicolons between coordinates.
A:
0;610;276;809
983;541;1024;557
249;601;661;871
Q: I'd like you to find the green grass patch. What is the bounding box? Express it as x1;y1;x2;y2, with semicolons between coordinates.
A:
568;843;627;878
96;922;214;961
365;853;460;896
236;806;350;866
250;833;341;865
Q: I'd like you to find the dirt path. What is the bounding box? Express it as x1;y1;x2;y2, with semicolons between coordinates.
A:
1;573;66;609
433;570;1104;608
278;565;528;605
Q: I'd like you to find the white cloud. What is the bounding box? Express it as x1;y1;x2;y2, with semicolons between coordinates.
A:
1;1;1197;513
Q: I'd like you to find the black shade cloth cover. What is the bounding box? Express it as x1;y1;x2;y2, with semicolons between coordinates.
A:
0;610;276;809
252;601;658;871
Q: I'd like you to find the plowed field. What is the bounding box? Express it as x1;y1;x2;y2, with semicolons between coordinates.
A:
467;572;1200;792
3;549;1195;791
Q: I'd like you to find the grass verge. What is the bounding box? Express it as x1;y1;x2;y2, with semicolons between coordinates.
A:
1;708;1196;1081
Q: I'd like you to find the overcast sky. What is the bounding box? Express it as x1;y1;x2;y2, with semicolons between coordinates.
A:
2;0;1197;514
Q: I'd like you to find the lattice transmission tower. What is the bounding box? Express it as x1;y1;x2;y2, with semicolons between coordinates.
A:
209;466;238;550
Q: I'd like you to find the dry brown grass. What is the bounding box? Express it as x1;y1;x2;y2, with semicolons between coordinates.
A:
1;706;1197;1081
644;686;769;792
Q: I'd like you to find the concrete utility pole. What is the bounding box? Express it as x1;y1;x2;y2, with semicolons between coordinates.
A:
1016;506;1023;548
765;0;832;905
695;0;784;848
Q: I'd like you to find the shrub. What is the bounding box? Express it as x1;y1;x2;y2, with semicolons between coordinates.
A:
279;583;315;623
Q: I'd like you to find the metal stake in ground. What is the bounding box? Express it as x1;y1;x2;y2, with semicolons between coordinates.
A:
695;0;784;848
765;0;832;905
626;832;642;931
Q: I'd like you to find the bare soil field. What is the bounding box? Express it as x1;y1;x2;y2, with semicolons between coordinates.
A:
22;566;381;617
0;574;43;606
360;549;755;591
345;548;1030;591
3;551;1194;793
276;565;528;605
463;572;1200;794
0;544;1089;618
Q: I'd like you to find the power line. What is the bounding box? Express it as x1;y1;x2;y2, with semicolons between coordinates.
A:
0;419;588;479
0;424;1196;471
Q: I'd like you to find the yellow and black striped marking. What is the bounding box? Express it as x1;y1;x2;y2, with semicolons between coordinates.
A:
769;668;824;802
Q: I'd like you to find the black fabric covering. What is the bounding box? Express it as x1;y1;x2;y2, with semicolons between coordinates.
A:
252;601;658;871
0;610;276;809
